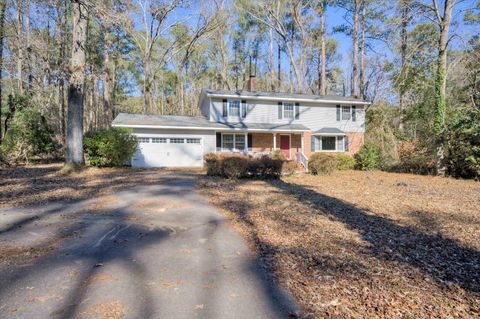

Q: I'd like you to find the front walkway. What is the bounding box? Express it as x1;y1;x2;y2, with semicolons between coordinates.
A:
0;171;297;318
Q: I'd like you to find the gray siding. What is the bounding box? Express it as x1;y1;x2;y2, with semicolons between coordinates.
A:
200;96;210;118
209;98;365;132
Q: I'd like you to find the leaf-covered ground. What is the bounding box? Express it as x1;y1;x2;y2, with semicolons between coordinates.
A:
198;171;480;318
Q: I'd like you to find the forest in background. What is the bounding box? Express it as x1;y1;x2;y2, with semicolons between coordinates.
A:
0;0;478;178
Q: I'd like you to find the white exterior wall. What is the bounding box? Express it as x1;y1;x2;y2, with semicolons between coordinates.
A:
200;96;210;118
210;98;365;133
130;128;216;167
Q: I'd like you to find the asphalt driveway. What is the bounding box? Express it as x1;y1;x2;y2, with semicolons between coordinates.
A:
0;171;297;319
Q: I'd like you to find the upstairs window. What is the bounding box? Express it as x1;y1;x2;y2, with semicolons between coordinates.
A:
342;106;351;121
228;100;240;117
283;103;294;119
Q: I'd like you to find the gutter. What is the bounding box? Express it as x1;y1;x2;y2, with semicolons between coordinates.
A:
112;123;309;133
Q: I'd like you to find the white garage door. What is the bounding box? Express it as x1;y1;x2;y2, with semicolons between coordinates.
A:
132;137;204;167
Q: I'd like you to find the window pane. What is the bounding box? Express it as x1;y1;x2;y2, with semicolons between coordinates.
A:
284;103;294;119
235;134;245;150
321;136;336;150
170;138;184;144
222;134;234;150
138;137;150;143
229;100;240;116
186;138;201;144
152;138;166;143
336;136;344;151
342;106;351;120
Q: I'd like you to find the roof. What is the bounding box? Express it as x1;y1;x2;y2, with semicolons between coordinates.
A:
313;127;346;135
202;89;370;105
112;113;310;132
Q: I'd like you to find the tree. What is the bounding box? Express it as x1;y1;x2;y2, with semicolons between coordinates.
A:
0;0;6;143
66;0;88;167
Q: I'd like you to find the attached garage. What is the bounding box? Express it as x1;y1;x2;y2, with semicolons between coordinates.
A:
132;136;204;167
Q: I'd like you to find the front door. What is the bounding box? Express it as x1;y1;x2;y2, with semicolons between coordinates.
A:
280;135;291;159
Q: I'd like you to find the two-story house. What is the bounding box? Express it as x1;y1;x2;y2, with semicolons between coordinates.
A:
112;77;370;168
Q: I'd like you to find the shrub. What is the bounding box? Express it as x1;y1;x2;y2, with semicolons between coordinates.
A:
223;156;249;179
354;142;382;171
1;106;58;164
203;153;283;179
336;153;356;170
308;153;338;175
84;128;138;167
392;140;435;174
282;160;302;175
270;149;287;161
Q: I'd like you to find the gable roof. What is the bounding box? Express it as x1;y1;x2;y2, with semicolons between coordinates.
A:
202;89;371;105
313;127;346;135
112;113;309;132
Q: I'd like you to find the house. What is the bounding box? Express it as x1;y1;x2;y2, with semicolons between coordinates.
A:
112;76;370;168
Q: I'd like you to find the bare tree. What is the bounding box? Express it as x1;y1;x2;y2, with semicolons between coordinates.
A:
66;0;88;167
0;0;6;143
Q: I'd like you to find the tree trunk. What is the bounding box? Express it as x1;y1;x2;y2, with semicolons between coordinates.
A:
103;31;112;128
0;0;6;144
359;2;366;99
59;0;67;143
434;0;454;176
143;57;151;114
399;0;409;131
66;0;88;167
269;26;275;91
277;35;281;88
25;0;32;91
351;0;360;98
318;0;326;95
15;0;24;94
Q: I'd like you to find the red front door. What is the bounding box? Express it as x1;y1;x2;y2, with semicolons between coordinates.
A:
280;135;291;159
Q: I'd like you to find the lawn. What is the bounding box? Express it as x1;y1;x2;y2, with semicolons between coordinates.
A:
198;171;480;318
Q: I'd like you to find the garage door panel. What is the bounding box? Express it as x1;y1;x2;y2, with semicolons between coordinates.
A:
132;137;203;167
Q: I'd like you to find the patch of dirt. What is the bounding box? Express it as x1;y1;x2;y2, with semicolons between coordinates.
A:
198;171;480;318
0;163;176;209
87;273;116;284
0;244;57;267
82;300;128;319
131;198;187;213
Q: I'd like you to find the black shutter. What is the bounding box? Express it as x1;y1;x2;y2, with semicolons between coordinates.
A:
241;100;247;118
344;135;349;152
216;133;221;148
336;105;341;121
278;102;283;119
222;99;228;117
352;105;356;122
311;135;315;152
295;103;300;119
247;133;253;149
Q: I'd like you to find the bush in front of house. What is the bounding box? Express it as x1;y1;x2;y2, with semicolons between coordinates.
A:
1;104;58;164
282;160;302;175
84;128;138;167
308;153;338;175
335;153;356;170
354;142;382;171
270;149;287;161
203;153;284;179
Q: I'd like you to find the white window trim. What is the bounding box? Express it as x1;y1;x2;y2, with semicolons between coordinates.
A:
282;102;295;120
314;135;345;152
227;99;241;118
221;133;248;152
341;106;352;121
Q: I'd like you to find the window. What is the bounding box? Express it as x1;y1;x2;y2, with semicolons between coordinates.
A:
228;100;240;117
152;138;167;143
283;103;294;119
221;134;246;151
342;106;351;121
321;136;336;150
186;138;201;144
170;138;184;144
313;136;345;152
138;137;150;143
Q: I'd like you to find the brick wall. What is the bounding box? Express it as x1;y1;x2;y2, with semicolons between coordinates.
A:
251;133;274;152
346;131;364;155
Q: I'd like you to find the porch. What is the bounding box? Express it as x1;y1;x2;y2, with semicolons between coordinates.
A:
215;131;310;168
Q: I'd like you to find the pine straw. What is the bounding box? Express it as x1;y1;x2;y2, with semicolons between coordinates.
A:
0;163;193;209
198;171;480;318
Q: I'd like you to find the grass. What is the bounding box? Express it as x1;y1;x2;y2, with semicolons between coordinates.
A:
198;170;480;318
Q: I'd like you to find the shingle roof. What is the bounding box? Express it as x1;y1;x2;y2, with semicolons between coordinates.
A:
313;127;346;135
203;89;370;104
112;113;310;132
